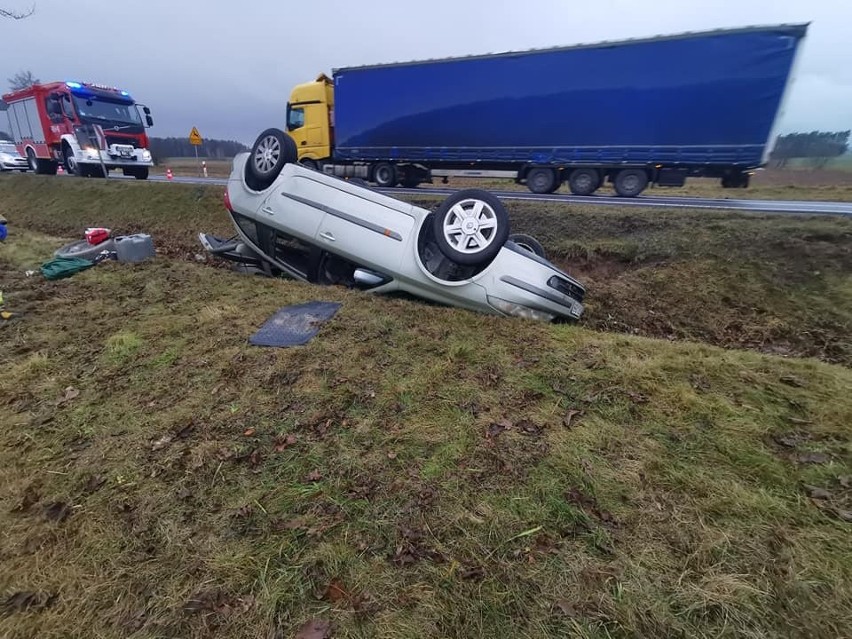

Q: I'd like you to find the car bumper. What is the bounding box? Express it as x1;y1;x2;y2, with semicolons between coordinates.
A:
1;160;28;170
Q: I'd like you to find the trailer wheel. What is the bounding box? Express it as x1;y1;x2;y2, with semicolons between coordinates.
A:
432;189;510;266
246;128;297;190
568;169;601;196
526;168;559;194
372;163;398;188
613;169;649;197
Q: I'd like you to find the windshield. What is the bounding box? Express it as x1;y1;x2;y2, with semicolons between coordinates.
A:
0;143;18;154
72;95;142;126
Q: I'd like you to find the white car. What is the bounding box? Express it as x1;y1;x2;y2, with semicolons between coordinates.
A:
201;129;585;322
0;141;28;172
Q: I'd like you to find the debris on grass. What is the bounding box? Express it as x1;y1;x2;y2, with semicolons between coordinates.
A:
796;452;830;464
43;502;71;523
294;619;331;639
2;591;57;615
563;409;583;429
55;386;79;406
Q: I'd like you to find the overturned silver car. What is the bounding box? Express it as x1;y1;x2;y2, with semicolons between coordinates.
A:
201;129;585;322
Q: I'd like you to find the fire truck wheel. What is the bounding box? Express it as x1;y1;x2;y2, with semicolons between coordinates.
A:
63;146;82;177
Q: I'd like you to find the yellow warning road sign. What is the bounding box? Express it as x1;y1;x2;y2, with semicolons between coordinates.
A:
189;126;203;146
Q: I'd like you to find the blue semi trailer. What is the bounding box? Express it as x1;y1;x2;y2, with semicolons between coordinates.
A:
286;24;808;196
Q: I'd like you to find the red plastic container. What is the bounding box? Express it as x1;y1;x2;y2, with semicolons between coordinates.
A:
85;227;111;245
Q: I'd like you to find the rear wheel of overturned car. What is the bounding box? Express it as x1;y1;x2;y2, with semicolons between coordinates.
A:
613;169;649;197
432;189;510;266
509;233;547;258
246;128;297;190
568;168;601;196
372;162;398;188
526;167;559;194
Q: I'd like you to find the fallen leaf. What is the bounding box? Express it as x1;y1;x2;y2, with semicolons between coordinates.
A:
151;434;173;451
305;470;323;483
12;486;40;512
486;419;511;438
458;566;485;580
803;485;832;500
797;452;829;464
56;386;80;406
3;591;57;613
839;475;851;489
248;449;262;468
243;428;256;437
272;517;307;532
780;374;807;388
387;451;397;460
563;409;582;429
626;391;649;404
830;508;852;522
322;578;348;603
773;433;803;448
275;433;298;452
43;502;71;522
554;599;578;617
517;420;542;436
294;619;331;639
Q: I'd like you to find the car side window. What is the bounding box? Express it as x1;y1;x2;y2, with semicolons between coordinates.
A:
288;107;305;131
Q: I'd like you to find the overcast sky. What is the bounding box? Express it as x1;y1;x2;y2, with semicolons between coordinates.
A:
2;0;849;144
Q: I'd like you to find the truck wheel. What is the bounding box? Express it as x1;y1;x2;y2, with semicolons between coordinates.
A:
432;189;510;266
509;233;547;259
613;169;649;197
127;167;149;180
526;168;559;194
372;163;398;188
63;146;83;177
246;128;297;190
28;149;57;175
568;169;601;196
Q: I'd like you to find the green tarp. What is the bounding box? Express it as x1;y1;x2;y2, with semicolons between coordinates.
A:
40;257;95;281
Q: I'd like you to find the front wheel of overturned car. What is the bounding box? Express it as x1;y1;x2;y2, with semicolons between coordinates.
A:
432;189;510;266
246;128;297;191
509;233;546;258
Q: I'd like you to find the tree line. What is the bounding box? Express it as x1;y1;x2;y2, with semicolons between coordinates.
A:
148;137;248;163
770;131;850;168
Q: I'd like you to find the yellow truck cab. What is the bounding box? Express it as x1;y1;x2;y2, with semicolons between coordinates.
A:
286;74;334;169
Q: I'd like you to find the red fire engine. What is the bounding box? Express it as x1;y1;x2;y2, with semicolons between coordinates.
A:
1;81;154;179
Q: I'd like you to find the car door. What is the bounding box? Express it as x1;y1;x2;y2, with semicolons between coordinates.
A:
313;183;416;274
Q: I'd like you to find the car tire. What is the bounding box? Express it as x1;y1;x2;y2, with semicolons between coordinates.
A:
432;189;510;266
123;166;149;180
246;128;297;190
509;233;546;258
613;169;649;197
372;163;398;188
54;238;116;261
526;168;559;194
568;168;601;196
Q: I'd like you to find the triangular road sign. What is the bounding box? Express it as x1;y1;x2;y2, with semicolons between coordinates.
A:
189;126;203;145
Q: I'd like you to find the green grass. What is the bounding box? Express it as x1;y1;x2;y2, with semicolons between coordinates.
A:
1;227;850;638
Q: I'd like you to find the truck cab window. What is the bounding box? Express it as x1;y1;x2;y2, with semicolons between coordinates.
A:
287;107;305;131
61;95;75;119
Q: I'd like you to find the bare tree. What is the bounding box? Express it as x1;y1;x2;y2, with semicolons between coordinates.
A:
0;4;34;19
8;70;39;91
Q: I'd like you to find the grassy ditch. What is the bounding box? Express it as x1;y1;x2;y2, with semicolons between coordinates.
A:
1;229;850;638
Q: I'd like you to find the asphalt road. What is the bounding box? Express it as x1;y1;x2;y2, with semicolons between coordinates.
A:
65;173;852;217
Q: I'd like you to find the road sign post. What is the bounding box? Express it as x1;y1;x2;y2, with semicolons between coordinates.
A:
189;126;203;177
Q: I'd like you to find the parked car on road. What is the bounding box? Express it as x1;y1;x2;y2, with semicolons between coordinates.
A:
201;128;586;322
0;140;28;172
